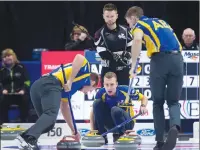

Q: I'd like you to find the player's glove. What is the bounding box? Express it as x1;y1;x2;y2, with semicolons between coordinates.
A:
129;88;140;100
121;51;131;65
112;53;121;62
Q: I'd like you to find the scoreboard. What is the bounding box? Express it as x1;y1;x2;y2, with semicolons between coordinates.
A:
132;51;199;102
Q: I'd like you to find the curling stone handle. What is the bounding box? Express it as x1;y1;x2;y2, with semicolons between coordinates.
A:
90;130;99;134
62;135;77;140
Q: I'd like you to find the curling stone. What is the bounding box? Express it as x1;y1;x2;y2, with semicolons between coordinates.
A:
0;125;25;140
114;136;138;150
81;130;105;147
57;135;81;150
124;130;142;145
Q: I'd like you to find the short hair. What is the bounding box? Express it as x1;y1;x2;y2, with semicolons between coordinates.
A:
104;72;117;80
90;72;100;87
103;3;117;12
125;6;144;18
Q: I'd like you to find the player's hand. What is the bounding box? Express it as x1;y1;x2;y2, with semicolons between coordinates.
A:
140;105;148;116
71;130;81;141
64;81;72;92
2;89;8;95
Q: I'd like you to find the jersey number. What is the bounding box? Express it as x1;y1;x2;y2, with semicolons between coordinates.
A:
152;20;172;31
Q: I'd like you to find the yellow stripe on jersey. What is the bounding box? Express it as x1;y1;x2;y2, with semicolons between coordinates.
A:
73;73;90;82
138;20;161;51
129;106;136;123
131;28;143;35
61;98;68;102
143;34;158;57
53;58;89;86
138;93;144;100
120;90;127;97
173;33;182;51
82;58;88;67
102;93;106;102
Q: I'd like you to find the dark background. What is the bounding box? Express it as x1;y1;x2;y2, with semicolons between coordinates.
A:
0;1;199;61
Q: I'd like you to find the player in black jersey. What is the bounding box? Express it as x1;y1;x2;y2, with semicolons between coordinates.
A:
94;3;133;87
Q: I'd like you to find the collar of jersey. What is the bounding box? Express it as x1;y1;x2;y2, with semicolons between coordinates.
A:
106;88;120;98
104;24;120;32
139;15;148;21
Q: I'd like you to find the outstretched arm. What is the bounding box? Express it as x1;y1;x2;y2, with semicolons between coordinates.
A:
60;100;75;134
130;29;143;75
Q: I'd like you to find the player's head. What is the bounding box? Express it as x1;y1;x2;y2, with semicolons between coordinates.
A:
103;72;118;96
103;3;118;26
80;72;99;94
125;6;144;28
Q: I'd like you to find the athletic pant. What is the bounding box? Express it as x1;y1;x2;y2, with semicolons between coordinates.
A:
93;99;134;136
23;75;62;139
150;52;184;142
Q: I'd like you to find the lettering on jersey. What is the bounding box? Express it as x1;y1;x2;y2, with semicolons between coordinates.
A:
152;20;172;31
44;65;60;70
91;64;102;74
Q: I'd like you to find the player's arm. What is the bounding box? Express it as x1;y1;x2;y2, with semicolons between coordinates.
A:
60;99;75;134
64;54;86;91
139;93;148;107
138;92;148;115
130;28;144;74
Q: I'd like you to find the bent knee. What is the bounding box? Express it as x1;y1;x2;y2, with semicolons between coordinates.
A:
111;106;122;116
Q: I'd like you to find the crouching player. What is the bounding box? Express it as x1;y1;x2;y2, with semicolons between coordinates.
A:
90;72;148;143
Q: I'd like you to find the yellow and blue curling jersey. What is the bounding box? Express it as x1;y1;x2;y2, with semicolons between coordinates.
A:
130;16;182;57
49;58;91;100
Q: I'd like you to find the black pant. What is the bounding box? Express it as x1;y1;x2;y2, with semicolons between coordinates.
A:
23;76;62;140
0;94;29;124
101;67;130;87
93;99;134;135
150;52;184;142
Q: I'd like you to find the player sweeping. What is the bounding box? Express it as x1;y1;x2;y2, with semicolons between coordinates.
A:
15;54;99;149
125;6;183;150
90;72;148;143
